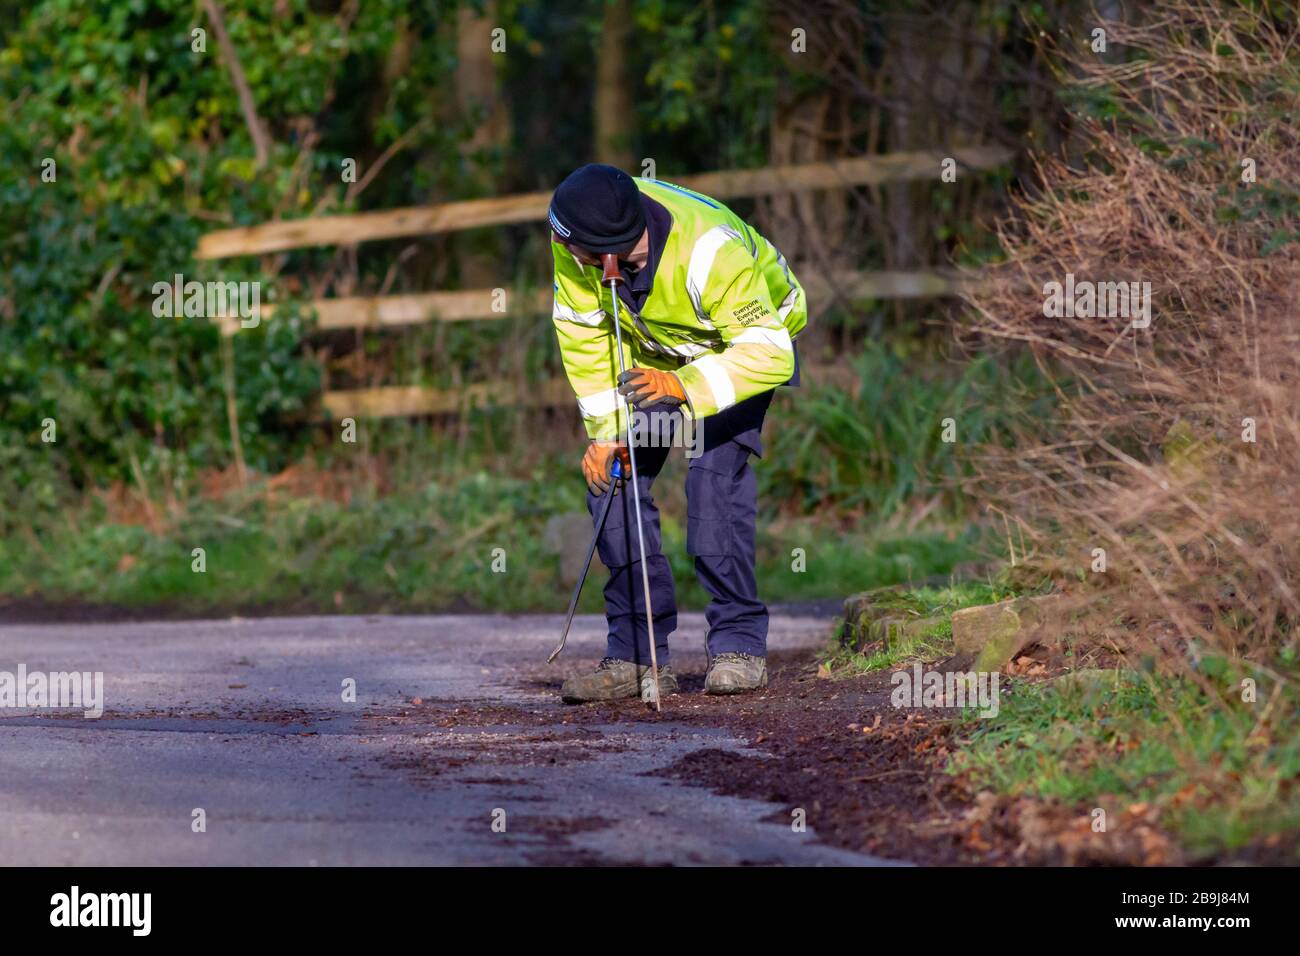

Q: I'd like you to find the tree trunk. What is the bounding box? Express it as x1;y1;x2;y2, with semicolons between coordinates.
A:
594;0;635;170
454;2;509;286
456;3;509;156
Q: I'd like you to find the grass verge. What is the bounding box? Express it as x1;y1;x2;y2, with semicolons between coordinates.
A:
0;468;980;617
950;666;1300;860
827;581;1300;861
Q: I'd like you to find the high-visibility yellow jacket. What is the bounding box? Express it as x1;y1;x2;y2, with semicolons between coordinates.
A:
552;178;806;440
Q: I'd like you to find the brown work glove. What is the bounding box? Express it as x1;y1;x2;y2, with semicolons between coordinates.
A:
616;367;686;409
581;440;631;496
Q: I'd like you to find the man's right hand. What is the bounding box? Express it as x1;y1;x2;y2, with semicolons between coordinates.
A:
582;440;631;496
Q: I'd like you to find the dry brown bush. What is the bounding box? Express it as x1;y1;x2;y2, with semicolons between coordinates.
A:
962;0;1300;668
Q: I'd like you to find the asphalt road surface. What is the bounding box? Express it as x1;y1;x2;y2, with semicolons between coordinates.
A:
0;613;893;866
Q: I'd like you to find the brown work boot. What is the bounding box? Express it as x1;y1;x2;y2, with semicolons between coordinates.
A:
704;652;768;695
561;657;678;704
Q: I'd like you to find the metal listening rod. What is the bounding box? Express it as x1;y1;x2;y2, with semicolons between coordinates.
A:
601;253;662;711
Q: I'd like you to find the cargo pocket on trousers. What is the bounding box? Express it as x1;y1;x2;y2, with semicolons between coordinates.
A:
686;448;745;558
594;495;634;569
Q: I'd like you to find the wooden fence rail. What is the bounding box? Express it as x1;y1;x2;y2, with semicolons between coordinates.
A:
321;363;866;421
196;147;1013;260
322;379;576;419
214;269;973;336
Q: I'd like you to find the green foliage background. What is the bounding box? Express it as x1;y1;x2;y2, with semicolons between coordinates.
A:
0;0;1057;608
0;0;805;522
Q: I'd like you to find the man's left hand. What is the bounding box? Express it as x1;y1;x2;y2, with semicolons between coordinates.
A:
617;367;686;409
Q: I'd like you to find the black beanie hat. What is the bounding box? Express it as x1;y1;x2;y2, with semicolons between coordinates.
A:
548;164;646;255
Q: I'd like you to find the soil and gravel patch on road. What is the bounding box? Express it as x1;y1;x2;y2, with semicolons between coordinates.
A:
369;649;1012;864
370;645;1203;865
